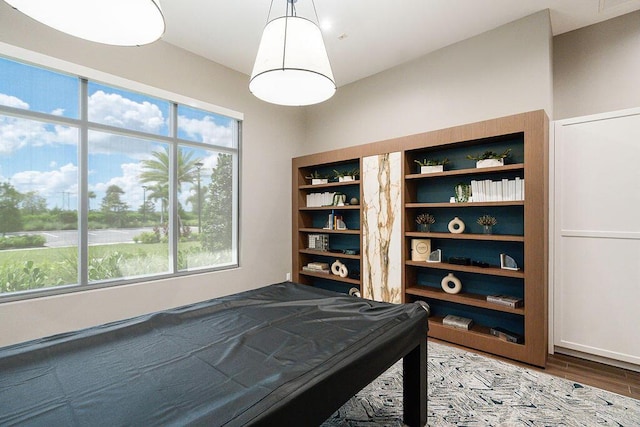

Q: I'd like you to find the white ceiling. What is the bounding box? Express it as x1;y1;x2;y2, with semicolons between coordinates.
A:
161;0;640;87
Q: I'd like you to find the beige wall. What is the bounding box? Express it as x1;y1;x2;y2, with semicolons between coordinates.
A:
302;11;553;154
554;10;640;120
0;3;302;347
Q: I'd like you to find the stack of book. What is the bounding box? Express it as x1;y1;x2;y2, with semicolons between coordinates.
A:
470;178;524;202
443;314;474;330
302;262;330;274
486;294;524;308
306;192;336;207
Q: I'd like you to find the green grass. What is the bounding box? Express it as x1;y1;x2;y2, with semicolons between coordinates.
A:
0;241;212;294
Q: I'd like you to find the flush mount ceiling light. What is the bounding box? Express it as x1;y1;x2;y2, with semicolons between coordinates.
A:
3;0;165;46
250;0;336;106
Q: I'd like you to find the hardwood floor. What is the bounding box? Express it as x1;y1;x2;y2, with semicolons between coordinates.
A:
432;339;640;400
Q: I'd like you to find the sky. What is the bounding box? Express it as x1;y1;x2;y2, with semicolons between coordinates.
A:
0;56;236;212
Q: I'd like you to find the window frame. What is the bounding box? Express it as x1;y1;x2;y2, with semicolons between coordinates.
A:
0;45;242;302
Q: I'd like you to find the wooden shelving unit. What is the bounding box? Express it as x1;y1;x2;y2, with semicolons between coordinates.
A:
292;156;363;294
401;110;548;367
292;110;548;367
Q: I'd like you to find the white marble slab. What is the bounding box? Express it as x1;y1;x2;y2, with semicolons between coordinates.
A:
362;152;402;303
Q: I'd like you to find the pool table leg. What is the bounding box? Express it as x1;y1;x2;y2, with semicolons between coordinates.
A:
403;338;427;427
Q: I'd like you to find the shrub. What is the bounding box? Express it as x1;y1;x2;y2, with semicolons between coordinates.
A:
0;234;46;250
133;231;160;244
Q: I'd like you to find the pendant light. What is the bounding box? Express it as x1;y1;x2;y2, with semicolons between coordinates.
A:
250;0;336;106
3;0;165;46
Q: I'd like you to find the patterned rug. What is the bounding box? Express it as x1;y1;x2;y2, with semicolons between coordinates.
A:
322;341;640;426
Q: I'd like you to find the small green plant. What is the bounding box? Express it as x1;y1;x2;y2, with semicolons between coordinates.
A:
415;213;436;225
414;158;449;167
333;168;360;179
477;215;497;226
305;170;328;180
466;148;511;161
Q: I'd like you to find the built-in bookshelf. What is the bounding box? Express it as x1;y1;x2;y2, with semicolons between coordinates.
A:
292;157;363;294
402;110;548;367
292;110;548;367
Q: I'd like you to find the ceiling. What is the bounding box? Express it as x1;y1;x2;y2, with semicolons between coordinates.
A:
160;0;640;87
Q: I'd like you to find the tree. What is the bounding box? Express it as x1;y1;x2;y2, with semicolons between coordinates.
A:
140;146;202;228
20;191;47;215
101;185;129;227
0;182;23;236
201;154;232;253
88;191;96;211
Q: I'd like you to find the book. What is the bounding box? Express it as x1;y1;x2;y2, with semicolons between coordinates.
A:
486;294;523;308
307;262;329;270
490;326;524;344
443;314;474;330
302;266;330;274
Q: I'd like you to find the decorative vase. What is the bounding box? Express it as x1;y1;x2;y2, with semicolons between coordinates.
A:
476;158;504;168
418;223;430;232
483;225;493;235
421;165;443;174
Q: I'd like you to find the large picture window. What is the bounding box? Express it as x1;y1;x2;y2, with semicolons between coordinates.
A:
0;56;240;299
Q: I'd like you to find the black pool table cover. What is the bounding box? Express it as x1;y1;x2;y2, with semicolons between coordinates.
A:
0;282;428;426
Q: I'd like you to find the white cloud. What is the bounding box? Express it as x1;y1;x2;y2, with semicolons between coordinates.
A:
11;163;78;206
89;90;165;134
0;93;29;109
178;115;233;147
0;114;77;155
93;162;146;208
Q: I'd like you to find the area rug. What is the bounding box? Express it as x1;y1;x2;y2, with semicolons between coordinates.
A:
322;341;640;426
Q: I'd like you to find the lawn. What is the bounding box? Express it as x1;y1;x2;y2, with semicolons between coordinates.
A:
0;241;207;294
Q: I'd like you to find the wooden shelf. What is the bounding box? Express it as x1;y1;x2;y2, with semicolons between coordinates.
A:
405;163;524;180
405;260;524;278
405;231;524;242
299;249;361;260
300;205;360;211
405;285;524;315
299;270;360;285
299;227;360;235
299;180;360;190
427;316;524;347
406;201;524;208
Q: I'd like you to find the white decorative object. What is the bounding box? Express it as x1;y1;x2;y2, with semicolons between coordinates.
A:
249;0;336;106
448;217;466;234
338;176;355;182
411;239;431;262
476;158;504;168
500;253;520;270
311;178;328;185
421;165;443;174
427;249;442;263
441;273;462;294
362;152;402;303
331;260;348;278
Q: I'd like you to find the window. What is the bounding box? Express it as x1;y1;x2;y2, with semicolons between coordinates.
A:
0;55;240;299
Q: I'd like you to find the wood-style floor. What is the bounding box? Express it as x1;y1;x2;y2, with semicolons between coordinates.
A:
432;339;640;400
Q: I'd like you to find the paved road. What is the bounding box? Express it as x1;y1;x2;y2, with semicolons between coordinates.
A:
18;228;154;248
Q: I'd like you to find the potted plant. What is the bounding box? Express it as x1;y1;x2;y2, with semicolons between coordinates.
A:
334;168;360;182
305;170;328;185
477;214;497;234
414;158;449;174
466;148;511;168
415;213;435;232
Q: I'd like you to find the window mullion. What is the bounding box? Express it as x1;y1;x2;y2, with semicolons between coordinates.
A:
78;78;89;286
169;103;179;273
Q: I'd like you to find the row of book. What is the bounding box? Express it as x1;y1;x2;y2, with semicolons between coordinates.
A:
306;192;337;207
302;262;330;274
470;178;524;202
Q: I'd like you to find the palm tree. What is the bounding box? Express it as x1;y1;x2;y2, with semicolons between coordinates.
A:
140;146;202;227
88;191;96;211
